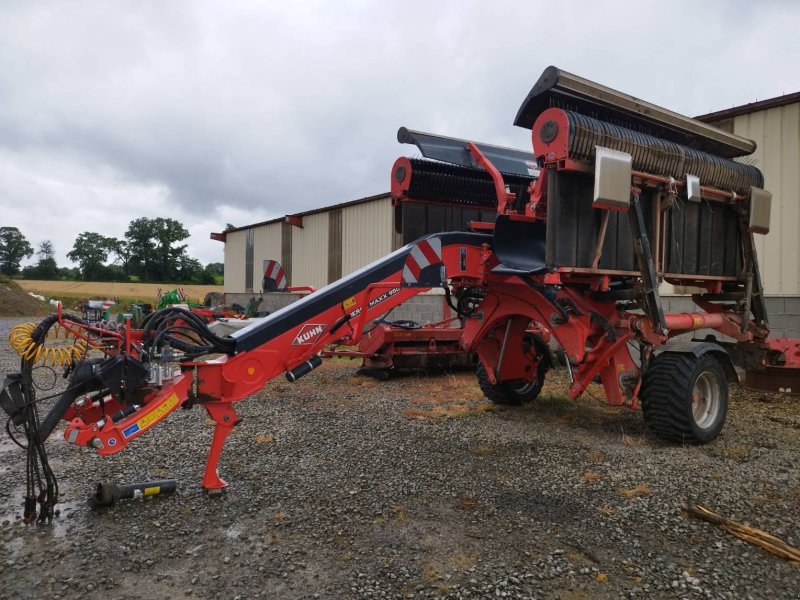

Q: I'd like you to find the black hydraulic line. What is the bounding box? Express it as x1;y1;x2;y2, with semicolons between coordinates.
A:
163;336;216;356
628;195;667;333
589;311;617;342
330;313;351;336
144;308;234;356
37;387;84;443
444;285;464;318
521;277;570;324
741;229;769;328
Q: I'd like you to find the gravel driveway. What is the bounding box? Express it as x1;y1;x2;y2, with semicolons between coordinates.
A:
1;315;799;599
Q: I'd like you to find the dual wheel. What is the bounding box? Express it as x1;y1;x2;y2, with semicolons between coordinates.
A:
477;349;728;444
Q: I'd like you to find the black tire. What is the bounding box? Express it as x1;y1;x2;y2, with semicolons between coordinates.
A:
640;353;728;444
476;360;546;406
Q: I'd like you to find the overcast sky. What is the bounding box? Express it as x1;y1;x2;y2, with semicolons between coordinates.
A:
1;0;798;269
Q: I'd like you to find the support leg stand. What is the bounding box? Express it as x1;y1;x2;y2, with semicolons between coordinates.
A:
202;403;239;493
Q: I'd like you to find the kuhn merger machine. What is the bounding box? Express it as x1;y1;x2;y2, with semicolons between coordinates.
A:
2;67;791;522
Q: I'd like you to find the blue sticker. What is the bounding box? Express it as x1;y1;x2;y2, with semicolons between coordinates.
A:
108;438;117;447
122;423;140;439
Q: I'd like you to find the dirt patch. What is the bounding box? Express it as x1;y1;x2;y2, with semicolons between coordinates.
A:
0;277;49;317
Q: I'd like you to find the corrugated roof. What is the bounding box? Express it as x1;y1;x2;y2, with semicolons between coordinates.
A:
695;91;800;123
211;191;390;241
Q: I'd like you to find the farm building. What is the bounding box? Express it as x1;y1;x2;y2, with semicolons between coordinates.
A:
214;90;800;331
215;193;399;294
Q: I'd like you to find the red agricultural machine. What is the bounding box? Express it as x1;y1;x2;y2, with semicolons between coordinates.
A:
3;66;793;523
324;314;474;378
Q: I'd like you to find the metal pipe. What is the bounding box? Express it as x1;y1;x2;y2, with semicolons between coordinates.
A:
632;170;744;202
557;349;575;384
591;210;611;270
495;319;514;380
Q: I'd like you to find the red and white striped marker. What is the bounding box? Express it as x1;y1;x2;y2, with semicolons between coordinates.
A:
263;260;287;291
402;238;443;285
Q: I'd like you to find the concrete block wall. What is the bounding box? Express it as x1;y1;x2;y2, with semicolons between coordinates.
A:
224;292;303;315
223;292;453;324
225;292;800;340
383;294;453;325
761;298;800;339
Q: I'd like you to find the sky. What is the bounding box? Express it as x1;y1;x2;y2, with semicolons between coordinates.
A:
1;0;799;269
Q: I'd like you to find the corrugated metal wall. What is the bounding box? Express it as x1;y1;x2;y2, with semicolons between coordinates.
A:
291;212;330;289
732;102;800;296
341;196;394;275
223;229;247;293
224;196;395;293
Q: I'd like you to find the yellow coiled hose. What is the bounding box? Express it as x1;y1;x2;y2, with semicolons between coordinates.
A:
8;322;89;366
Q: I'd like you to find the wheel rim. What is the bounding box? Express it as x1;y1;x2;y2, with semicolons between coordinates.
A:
512;380;537;394
692;371;721;429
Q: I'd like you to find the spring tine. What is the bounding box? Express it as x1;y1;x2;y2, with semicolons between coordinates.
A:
560;110;762;192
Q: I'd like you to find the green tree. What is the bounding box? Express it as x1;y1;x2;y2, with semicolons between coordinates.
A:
205;262;224;276
124;217;157;280
176;256;204;283
58;266;81;280
34;240;58;279
0;227;34;276
106;237;129;270
124;217;190;281
201;262;223;285
67;232;120;280
153;217;189;280
38;240;55;261
21;240;59;279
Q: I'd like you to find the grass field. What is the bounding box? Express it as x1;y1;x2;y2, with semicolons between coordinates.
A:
16;280;224;306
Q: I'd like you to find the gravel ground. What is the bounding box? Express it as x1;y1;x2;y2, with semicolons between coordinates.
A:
1;315;799;599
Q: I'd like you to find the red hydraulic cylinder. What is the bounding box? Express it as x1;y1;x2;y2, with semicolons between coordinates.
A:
662;313;727;331
622;310;748;343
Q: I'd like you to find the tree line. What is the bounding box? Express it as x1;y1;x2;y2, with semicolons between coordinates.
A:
0;219;224;284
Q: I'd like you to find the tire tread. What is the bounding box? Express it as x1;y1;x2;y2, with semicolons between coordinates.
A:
640;353;727;444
